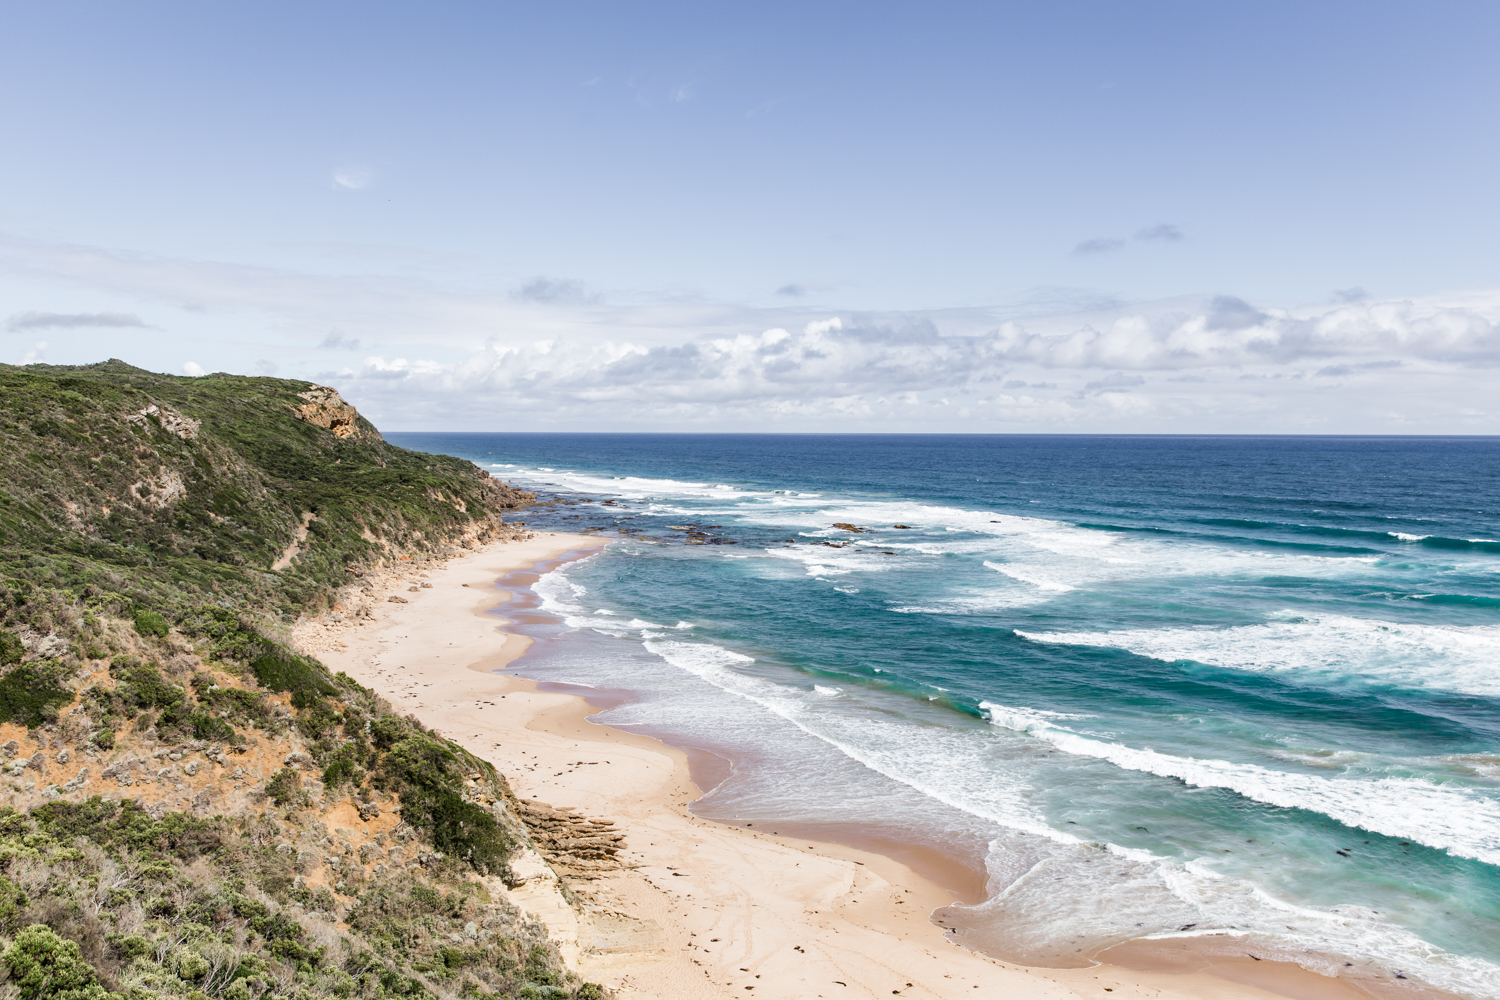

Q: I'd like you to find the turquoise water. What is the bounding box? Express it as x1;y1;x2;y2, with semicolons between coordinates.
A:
391;433;1500;996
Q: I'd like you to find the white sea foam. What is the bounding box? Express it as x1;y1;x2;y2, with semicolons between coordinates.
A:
641;639;1063;841
520;476;1500;996
1016;614;1500;698
520;467;1387;616
983;560;1075;592
1390;531;1431;542
639;637;1500;995
980;699;1500;866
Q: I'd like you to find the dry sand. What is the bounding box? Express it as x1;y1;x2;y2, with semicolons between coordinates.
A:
297;533;1395;1000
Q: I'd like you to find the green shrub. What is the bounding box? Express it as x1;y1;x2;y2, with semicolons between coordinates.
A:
322;754;364;791
32;798;224;860
0;630;22;666
0;874;27;932
251;647;335;698
177;605;264;661
131;609;169;638
370;716;410;749
295;700;340;740
373;732;513;874
184;707;236;743
0;663;72;728
1;923;124;1000
118;664;183;711
176;950;211;980
266;768;303;807
105;933;149;960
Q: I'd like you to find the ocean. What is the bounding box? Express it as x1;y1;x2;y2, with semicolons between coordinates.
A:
387;432;1500;997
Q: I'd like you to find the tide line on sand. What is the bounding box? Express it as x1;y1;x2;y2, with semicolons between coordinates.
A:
297;532;1394;1000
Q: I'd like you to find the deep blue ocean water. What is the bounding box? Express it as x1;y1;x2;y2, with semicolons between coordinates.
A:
389;433;1500;996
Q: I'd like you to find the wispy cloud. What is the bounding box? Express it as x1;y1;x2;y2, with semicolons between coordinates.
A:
1082;372;1146;395
513;276;598;305
320;330;361;350
1073;224;1185;257
1135;224;1183;242
1316;359;1402;377
775;284;806;298
6;310;147;331
1072;237;1126;256
332;167;374;190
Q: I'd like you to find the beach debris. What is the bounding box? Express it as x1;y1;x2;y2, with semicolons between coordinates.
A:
387;596;408;603
832;522;864;532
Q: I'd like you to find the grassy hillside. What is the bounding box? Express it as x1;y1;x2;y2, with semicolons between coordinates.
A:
0;359;532;623
0;362;601;1000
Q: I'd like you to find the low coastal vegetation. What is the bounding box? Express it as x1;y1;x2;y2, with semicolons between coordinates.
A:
0;361;603;999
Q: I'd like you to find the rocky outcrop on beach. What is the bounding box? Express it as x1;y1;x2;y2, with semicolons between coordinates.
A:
518;800;629;880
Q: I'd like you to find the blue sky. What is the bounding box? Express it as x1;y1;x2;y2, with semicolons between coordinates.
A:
3;2;1499;431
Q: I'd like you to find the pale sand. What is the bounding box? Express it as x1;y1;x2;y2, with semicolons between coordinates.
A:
297;533;1387;1000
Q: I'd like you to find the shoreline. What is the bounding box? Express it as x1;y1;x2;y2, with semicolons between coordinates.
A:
296;533;1444;1000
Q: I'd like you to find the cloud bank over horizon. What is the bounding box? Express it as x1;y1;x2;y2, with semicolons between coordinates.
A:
1;231;1496;434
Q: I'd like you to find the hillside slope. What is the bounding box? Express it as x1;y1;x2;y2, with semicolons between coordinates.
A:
0;362;601;1000
0;359;533;624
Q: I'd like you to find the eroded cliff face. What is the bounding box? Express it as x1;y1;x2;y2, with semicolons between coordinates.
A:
292;386;380;442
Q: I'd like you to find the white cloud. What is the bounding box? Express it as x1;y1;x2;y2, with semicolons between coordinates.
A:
2;229;1498;432
332;167;374;190
182;361;206;376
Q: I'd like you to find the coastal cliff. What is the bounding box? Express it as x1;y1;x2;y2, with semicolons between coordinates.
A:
0;361;603;1000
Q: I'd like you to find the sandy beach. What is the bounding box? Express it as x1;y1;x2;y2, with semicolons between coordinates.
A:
295;533;1401;1000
